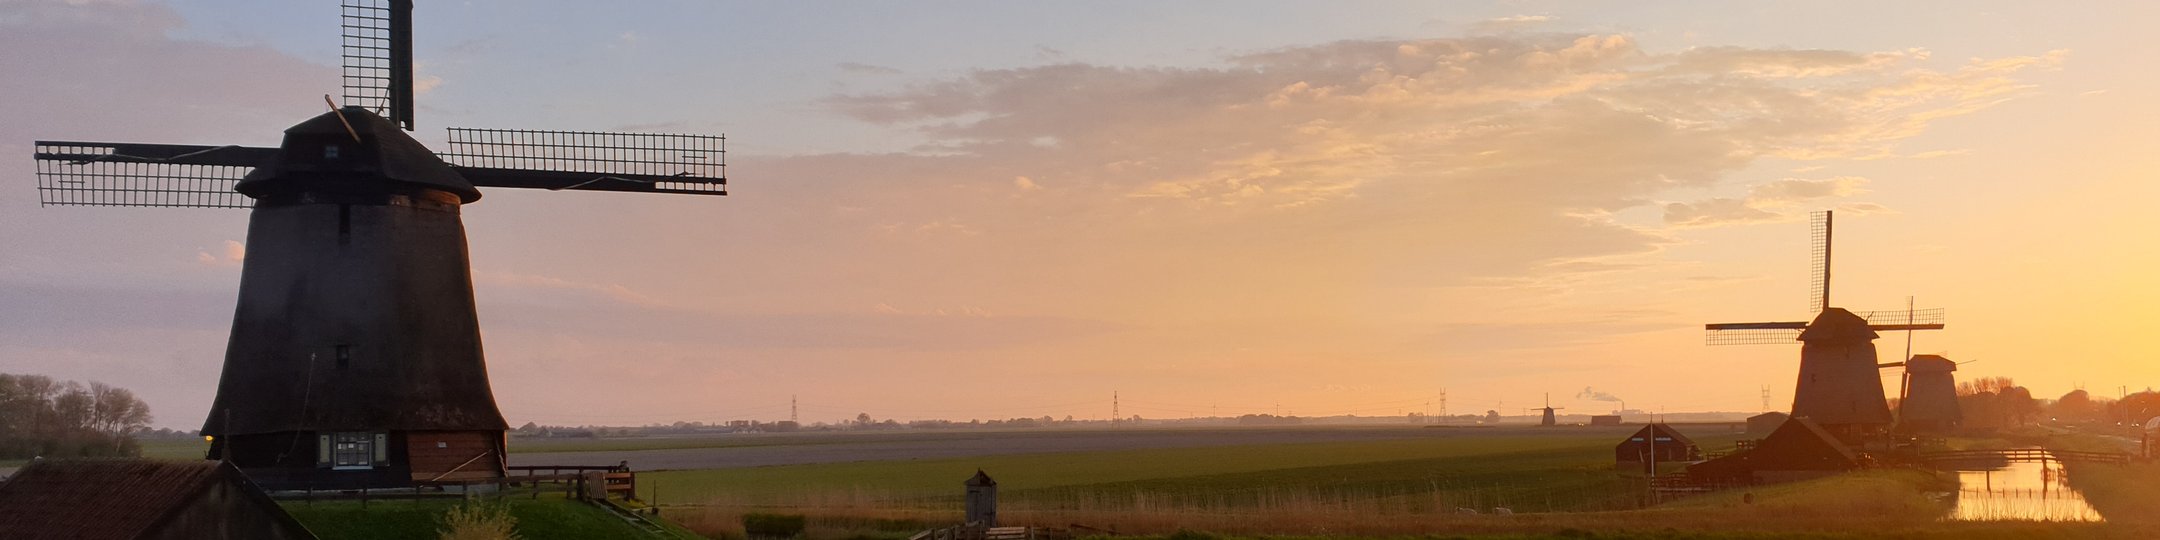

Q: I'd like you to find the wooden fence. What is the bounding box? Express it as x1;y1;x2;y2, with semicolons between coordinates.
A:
910;524;1071;540
1918;448;2131;465
508;464;638;500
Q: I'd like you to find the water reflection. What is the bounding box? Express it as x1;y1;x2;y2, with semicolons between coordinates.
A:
1942;453;2102;522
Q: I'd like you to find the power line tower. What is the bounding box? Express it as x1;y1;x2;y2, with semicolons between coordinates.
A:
1761;386;1772;412
1439;389;1449;418
1112;391;1120;425
791;395;799;424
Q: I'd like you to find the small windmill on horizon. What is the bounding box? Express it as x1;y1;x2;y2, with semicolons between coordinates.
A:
1704;211;1944;442
1524;393;1564;427
30;0;731;490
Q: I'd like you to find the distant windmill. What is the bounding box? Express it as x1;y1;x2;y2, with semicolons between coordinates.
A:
1704;211;1945;441
1886;355;1964;433
1523;394;1564;427
30;1;728;489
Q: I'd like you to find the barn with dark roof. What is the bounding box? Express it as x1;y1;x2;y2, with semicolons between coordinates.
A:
1687;417;1860;485
1614;423;1701;470
0;459;315;539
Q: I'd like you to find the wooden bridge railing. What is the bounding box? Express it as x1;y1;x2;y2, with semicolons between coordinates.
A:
1918;448;2131;465
507;464;637;500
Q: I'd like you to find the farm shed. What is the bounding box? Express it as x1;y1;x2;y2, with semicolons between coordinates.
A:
0;459;315;539
1746;411;1789;438
1590;415;1622;426
1688;417;1859;484
1614;423;1700;469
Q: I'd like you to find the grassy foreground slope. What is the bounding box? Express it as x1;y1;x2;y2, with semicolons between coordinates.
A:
671;470;2148;539
282;494;692;540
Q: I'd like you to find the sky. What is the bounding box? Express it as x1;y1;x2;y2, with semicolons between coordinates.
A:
3;0;2157;429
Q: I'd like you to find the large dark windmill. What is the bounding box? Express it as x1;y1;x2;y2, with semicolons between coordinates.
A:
30;1;727;490
1703;211;1942;442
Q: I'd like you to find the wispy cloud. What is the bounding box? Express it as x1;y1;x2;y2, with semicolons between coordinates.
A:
837;61;902;75
1666;177;1871;227
1470;15;1556;34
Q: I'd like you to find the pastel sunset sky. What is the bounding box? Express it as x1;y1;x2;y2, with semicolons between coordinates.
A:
3;0;2155;428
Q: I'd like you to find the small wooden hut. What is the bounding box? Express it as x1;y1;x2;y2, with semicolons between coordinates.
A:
1614;423;1700;469
0;459;315;539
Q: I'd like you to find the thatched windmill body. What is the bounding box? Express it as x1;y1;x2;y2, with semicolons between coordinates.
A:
30;1;728;489
1892;355;1963;433
1704;211;1943;442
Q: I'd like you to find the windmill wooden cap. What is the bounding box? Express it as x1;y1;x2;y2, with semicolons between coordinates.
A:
966;469;997;486
1796;307;1878;343
1906;355;1957;373
235;107;482;203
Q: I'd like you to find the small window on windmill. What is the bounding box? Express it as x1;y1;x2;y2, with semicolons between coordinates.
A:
332;432;374;469
324;144;341;159
335;344;351;369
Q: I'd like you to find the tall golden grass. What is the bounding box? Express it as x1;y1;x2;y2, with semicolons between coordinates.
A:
658;470;2043;539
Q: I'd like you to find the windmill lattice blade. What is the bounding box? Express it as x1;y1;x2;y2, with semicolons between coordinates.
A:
32;141;270;208
1705;327;1803;346
1808;210;1831;313
1855;308;1945;327
341;0;413;130
444;127;726;195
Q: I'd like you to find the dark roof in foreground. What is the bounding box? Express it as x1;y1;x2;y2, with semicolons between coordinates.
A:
0;459;303;539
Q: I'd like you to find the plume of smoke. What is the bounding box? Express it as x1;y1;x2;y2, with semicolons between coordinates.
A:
1577;387;1622;402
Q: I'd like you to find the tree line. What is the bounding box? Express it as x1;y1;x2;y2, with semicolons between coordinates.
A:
0;373;154;459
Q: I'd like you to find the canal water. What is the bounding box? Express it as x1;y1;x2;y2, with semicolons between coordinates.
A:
1941;451;2103;522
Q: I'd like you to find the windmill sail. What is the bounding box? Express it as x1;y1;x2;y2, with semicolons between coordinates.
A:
341;0;414;130
1706;308;1945;345
32;141;276;208
1808;210;1831;313
442;127;727;196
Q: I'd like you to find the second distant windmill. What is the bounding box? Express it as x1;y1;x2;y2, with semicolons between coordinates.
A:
1524;394;1565;427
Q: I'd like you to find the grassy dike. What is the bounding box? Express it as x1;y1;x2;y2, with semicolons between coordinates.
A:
2041;429;2160;527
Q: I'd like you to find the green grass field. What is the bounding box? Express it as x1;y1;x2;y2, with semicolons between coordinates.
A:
0;438;207;468
511;431;993;454
643;432;1743;512
140;437;209;460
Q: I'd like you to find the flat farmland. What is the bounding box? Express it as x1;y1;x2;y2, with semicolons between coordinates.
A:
507;425;1710;472
576;425;1749;513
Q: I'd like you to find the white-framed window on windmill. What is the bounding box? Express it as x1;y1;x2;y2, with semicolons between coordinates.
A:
328;432;376;469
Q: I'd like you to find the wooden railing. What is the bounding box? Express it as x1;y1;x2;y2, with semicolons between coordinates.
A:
910;524;1071;540
1918;448;2131;465
508;464;637;500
